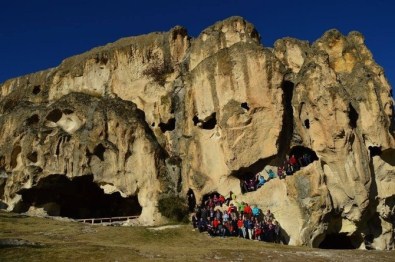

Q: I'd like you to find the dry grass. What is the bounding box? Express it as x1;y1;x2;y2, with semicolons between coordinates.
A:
0;211;394;261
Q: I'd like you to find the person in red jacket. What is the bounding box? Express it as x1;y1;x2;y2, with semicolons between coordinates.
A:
213;217;220;229
289;155;299;172
243;203;252;219
218;194;225;207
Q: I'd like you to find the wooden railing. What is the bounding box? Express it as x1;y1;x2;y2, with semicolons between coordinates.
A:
76;215;139;224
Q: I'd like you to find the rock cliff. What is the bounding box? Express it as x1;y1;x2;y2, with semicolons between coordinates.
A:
0;16;394;249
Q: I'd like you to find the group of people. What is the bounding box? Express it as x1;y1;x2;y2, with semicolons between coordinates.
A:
241;153;315;193
191;192;281;243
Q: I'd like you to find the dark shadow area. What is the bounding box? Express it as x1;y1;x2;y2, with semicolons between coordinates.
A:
230;156;277;194
381;149;395;166
348;103;358;129
241;102;250;111
27;151;38;163
277;81;294;160
200;191;221;207
14;175;142;219
202;113;217;130
318;233;356;249
368;146;382;157
26;114;39;126
46;109;62;123
193;113;217;130
230;155;277;179
158;118;176;133
192;115;199;126
32;85;41;95
187;188;196;212
94;144;106;161
289;146;318;165
304;119;310;129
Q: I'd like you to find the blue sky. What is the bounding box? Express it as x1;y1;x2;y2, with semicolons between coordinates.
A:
1;0;394;95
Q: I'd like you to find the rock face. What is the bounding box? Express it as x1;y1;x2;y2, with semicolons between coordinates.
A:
0;17;394;249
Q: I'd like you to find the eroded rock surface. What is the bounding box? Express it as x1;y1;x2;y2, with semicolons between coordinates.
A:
0;16;394;249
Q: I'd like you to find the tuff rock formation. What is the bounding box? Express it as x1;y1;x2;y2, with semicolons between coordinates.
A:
0;17;394;249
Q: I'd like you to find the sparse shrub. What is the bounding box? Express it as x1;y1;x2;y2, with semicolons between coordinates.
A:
142;60;173;86
158;196;189;223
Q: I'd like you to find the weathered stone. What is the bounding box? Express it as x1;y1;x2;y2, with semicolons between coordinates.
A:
0;16;394;249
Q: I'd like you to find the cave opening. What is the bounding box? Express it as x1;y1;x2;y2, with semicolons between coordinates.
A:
304;119;310;129
187;188;196;212
200;191;223;207
26;114;40;126
46;109;63;123
288;146;319;167
368;146;382;157
14;174;142;219
201;113;217;129
32;85;41;95
158;118;176;133
192;113;217;130
230;156;277;194
241;102;250;111
348;103;358;129
192;115;199;126
94;144;106;161
318;233;356;249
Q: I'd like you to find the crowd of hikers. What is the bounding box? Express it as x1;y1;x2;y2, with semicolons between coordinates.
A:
242;153;314;193
187;152;317;242
190;191;281;243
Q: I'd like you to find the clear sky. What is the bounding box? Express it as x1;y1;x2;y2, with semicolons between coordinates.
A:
1;0;394;95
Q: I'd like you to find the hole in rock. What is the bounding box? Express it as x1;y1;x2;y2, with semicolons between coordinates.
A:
187;188;196;212
201;113;217;130
158;118;176;133
26;114;40;126
304;119;310;129
230;156;277;194
200;191;224;207
192;113;217;130
192;116;199;126
15;175;142;219
151;122;155;127
94;144;106;161
46;109;63;123
241;102;250;111
368;146;382;157
288;146;318;168
348;103;358;129
32;85;41;95
27;152;38;163
318;233;356;249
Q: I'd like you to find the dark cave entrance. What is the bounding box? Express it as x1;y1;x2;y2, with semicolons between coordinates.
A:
318;233;356;249
229;156;277;194
14;174;142;219
368;146;382;157
192;113;217;130
289;146;319;167
200;191;223;207
348;103;359;129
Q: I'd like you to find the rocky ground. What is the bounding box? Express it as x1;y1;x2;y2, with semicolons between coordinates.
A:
1;211;394;261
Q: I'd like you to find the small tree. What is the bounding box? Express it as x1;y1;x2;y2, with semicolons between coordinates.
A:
158;196;189;223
